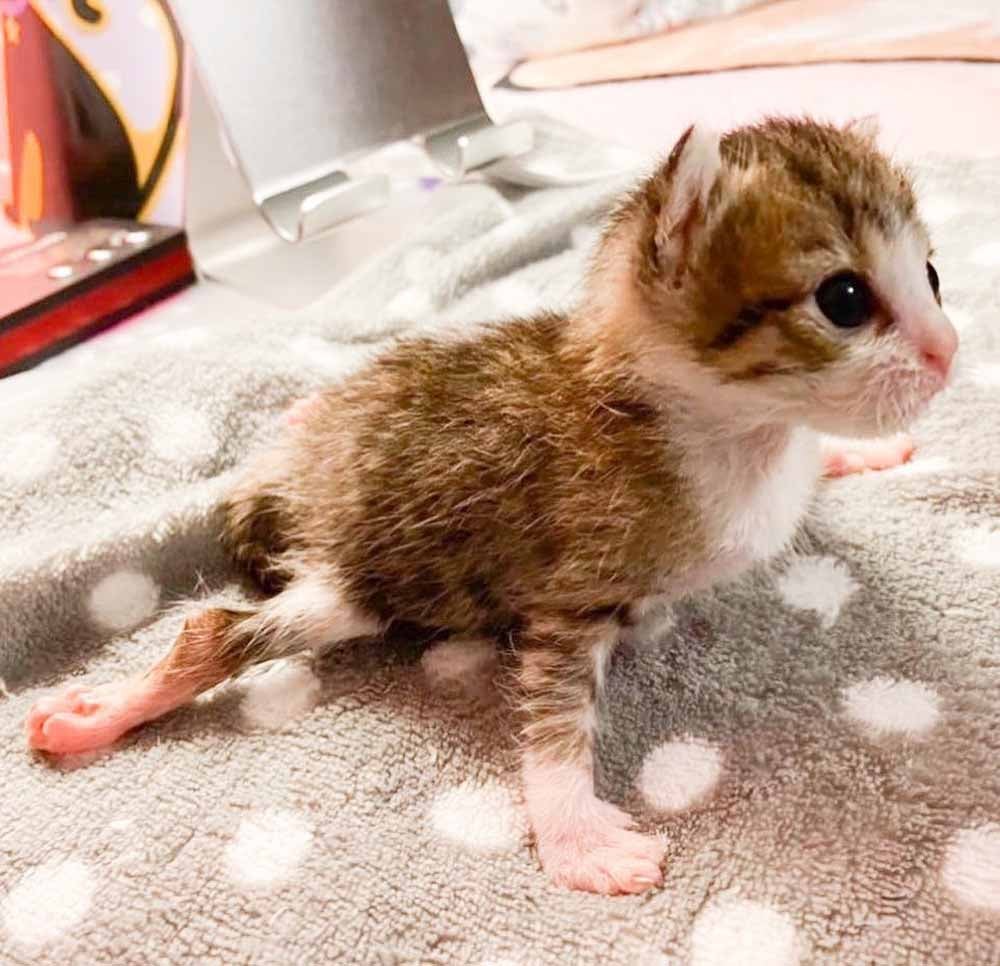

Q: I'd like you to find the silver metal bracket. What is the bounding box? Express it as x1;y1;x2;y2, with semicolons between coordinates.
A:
257;170;391;245
164;0;663;312
169;0;538;306
181;65;499;309
424;114;534;181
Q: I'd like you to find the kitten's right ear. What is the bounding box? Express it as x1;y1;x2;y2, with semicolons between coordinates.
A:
652;125;722;281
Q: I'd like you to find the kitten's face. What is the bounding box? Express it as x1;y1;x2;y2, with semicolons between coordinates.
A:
633;119;958;437
693;177;956;436
760;220;953;438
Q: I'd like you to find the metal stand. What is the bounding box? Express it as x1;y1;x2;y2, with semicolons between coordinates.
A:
171;0;535;307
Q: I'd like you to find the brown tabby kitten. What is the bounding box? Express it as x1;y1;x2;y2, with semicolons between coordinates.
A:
27;117;957;895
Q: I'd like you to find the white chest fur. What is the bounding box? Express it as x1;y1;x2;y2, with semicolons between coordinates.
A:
675;424;822;580
711;427;822;563
631;427;821;638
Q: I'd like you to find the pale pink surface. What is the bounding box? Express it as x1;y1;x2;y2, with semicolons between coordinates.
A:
488;61;1000;161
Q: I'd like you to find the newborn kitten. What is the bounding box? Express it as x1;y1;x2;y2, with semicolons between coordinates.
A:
27;117;957;895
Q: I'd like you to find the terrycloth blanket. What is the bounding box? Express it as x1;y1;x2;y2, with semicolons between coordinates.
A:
1;151;998;965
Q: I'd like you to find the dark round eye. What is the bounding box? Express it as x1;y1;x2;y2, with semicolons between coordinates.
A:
815;271;874;329
927;261;940;298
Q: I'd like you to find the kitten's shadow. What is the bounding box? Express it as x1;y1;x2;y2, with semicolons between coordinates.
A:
107;627;518;773
45;544;962;819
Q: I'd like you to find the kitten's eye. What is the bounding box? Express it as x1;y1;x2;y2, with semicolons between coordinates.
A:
927;261;940;298
815;271;874;329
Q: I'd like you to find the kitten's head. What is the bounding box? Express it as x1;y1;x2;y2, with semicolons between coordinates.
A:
600;116;957;437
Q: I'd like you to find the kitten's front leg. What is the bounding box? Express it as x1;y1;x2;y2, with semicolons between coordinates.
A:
820;433;914;477
516;615;665;895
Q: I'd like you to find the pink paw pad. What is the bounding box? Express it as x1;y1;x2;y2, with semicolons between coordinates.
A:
285;394;323;426
25;681;144;756
536;801;666;895
823;434;915;478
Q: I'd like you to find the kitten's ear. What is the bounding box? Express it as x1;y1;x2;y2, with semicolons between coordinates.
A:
653;125;722;276
846;114;880;144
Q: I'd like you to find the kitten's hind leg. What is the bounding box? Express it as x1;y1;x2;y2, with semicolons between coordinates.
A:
26;572;379;756
516;615;665;895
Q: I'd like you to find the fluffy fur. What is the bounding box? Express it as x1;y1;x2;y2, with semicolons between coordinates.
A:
26;117;958;895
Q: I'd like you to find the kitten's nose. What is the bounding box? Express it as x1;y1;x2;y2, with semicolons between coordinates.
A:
904;306;958;381
918;317;958;380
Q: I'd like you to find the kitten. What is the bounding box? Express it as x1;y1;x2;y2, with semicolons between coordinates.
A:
27;117;956;894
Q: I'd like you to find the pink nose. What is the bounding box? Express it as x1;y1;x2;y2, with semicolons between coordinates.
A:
919;322;958;380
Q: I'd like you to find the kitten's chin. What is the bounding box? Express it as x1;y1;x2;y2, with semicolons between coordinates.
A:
796;373;942;439
798;407;913;441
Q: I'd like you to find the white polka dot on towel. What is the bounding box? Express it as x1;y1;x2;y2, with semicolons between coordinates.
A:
691;898;802;966
428;781;524;854
240;660;321;730
638;737;722;814
776;555;857;627
1;432;59;486
970;240;1000;267
87;570;160;632
842;677;940;737
224;810;313;888
941;824;1000;911
955;526;1000;568
1;858;95;948
149;406;216;464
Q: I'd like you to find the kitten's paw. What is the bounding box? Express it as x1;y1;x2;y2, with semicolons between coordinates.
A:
536;803;665;895
25;681;141;755
822;433;914;477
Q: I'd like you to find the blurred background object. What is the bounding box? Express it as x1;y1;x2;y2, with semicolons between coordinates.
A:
448;0;764;78
502;0;1000;90
0;0;191;376
1;0;186;234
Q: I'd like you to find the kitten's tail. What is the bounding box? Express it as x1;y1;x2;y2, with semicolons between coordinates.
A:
221;445;295;595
